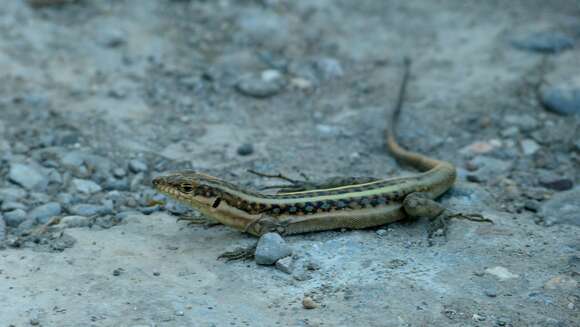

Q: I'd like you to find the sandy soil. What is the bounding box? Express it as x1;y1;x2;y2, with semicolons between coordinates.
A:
0;1;579;326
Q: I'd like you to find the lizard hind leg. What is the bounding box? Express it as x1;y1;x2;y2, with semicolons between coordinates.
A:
402;192;493;242
402;192;445;219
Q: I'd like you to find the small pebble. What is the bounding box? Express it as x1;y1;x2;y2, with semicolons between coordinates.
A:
512;31;575;54
541;187;580;226
485;266;519;281
541;84;580;115
305;260;321;271
30;202;62;224
68;204;108;216
302;296;319;309
129;159;148;173
3;209;27;227
544;275;578;290
496;317;512;326
520;139;540;155
313;57;344;80
71;178;102;194
504;114;539;131
236;143;254;156
255;233;292;265
0;188;27;201
1;202;27;212
539;178;573;191
140;205;160;215
484;288;498;298
460;141;496;155
235;71;285;98
112;168;126;178
8;163;48;191
375;229;387;237
275;256;294;274
60;215;91;228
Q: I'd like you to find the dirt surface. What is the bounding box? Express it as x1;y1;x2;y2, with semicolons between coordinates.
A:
1;1;579;326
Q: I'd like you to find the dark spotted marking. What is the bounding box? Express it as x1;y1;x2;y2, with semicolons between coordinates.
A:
359;197;371;207
336;200;347;209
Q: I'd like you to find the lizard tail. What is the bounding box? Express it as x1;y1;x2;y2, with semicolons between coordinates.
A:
386;58;449;172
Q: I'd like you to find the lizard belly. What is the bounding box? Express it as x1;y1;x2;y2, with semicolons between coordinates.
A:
278;204;406;235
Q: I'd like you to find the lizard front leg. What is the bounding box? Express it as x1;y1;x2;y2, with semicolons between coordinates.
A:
218;215;287;262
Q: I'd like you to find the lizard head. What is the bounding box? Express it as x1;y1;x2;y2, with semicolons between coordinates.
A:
152;170;224;209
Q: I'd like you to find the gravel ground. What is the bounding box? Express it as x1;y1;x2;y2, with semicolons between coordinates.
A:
1;0;579;326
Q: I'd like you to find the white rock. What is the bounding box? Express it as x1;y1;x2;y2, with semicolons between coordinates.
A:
485;266;519;281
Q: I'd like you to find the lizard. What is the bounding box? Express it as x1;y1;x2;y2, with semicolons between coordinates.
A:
152;58;489;259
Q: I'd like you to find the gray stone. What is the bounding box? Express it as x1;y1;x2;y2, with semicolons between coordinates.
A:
520;139;540;155
504;114;539;132
60;151;113;178
60;151;85;168
104;177;129;191
140;205;160;215
541;187;580;226
313;58;344;80
71;178;102;194
29;192;51;204
0;188;27;201
8;163;48;190
47;169;62;184
512;31;575;54
112;168;126;178
60;215;91;228
68;204;109;216
500;126;519;138
275;256;294;274
255;233;292;265
539;174;574;191
236;143;254;156
469;157;512;182
30;202;62;224
105;191;123;206
56;193;75;206
375;229;387;237
3;209;27;227
235;70;285;98
14;217;36;236
1;202;27;212
130;173;144;191
541;84;580;115
129;159;148;173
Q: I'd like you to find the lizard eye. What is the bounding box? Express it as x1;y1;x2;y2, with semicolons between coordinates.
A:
180;185;194;193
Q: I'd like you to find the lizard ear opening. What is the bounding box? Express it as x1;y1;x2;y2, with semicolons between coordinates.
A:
212;197;222;208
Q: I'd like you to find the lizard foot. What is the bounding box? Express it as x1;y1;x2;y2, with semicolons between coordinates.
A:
177;215;220;227
217;244;257;262
428;210;493;245
446;211;494;224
